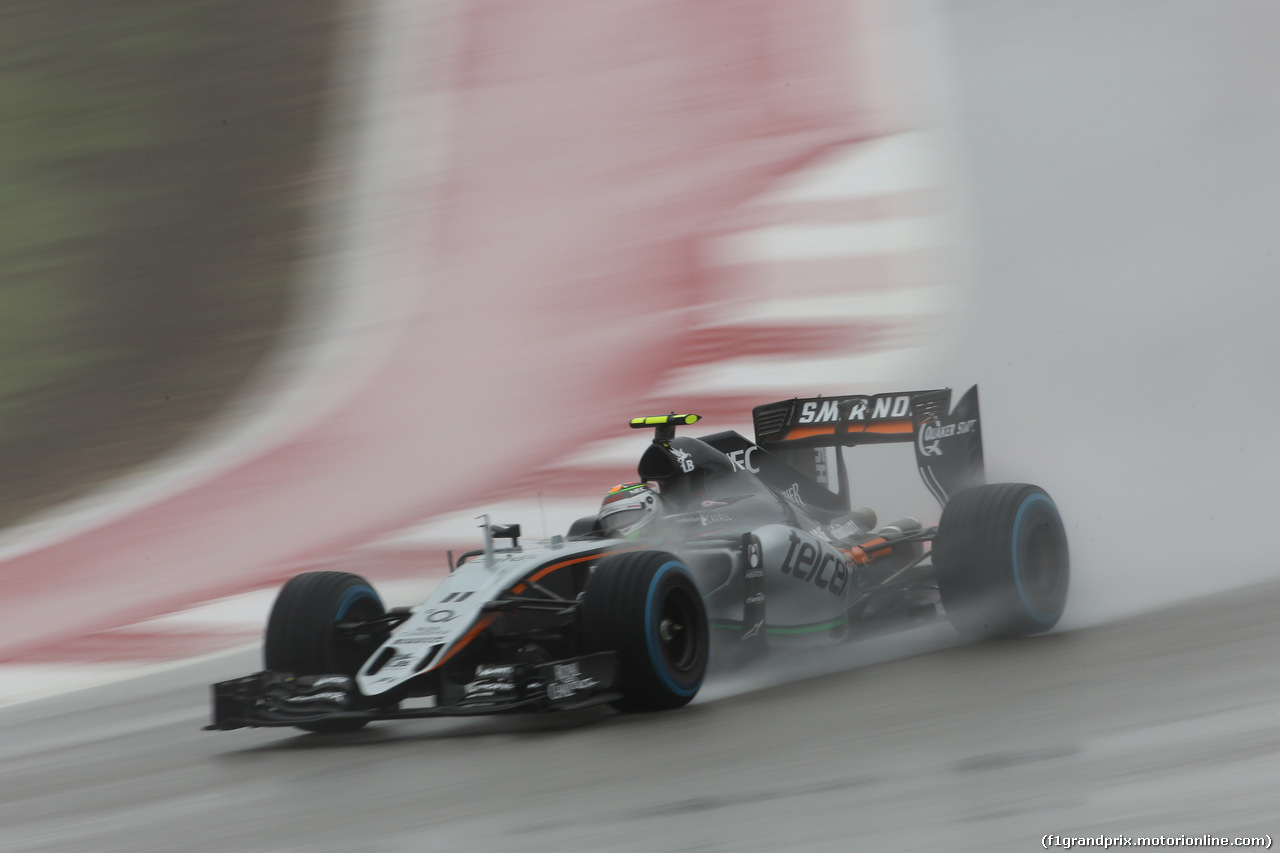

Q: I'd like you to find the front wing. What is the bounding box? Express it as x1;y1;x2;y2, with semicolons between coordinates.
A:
207;652;620;730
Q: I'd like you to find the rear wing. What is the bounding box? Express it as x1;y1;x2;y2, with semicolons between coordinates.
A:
751;386;985;507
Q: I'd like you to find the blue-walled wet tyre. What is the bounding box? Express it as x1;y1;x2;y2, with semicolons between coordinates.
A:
934;483;1069;641
264;571;386;732
581;551;709;711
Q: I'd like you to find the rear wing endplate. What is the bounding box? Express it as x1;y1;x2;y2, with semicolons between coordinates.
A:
751;386;985;507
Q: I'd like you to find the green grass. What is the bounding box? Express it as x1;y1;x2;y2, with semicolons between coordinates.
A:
0;0;340;527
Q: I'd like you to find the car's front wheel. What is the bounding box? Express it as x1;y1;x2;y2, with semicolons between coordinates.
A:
580;551;709;711
264;571;386;732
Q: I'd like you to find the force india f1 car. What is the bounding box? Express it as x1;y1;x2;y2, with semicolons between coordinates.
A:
208;386;1069;733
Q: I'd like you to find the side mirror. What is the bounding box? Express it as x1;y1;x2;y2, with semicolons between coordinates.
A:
489;524;521;547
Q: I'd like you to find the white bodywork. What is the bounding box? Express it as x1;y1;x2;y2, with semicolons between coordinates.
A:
356;538;616;697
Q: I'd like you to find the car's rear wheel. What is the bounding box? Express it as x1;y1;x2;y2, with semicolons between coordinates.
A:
934;483;1069;641
580;551;709;711
264;571;386;732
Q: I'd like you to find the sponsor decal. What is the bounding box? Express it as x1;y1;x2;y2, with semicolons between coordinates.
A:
916;412;972;455
284;692;349;705
779;531;851;596
873;395;911;420
781;483;803;506
727;447;761;473
742;620;763;641
798;399;842;424
700;512;732;526
814;449;830;486
808;526;832;543
546;661;598;701
918;416;943;456
672;446;695;473
394;636;436;645
425;609;458;623
402;623;452;640
552;662;581;681
796;395;911;425
475;665;517;680
917;417;978;458
747;539;762;569
827;520;860;540
464;680;517;698
385;653;413;668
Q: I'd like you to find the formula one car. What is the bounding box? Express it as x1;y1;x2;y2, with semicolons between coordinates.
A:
208;386;1068;732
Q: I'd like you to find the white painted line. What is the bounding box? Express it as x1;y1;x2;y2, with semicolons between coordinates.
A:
757;132;944;203
1085;701;1280;757
126;589;280;630
0;575;447;708
367;498;601;548
372;577;447;607
0;648;261;709
546;436;652;468
103;576;443;639
0;663;155;707
700;286;954;326
652;349;931;397
707;216;946;265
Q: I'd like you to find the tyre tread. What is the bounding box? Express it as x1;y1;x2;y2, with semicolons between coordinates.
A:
580;551;708;712
935;483;1069;641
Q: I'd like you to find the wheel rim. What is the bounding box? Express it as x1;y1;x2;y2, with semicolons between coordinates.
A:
330;594;384;674
656;584;703;676
1017;515;1067;618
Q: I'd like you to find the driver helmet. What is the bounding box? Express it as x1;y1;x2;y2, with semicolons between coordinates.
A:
599;482;663;539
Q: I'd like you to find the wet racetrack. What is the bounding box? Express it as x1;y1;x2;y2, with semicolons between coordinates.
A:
3;578;1278;851
5;1;1280;849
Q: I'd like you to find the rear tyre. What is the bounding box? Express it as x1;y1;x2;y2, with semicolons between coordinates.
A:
581;551;709;711
934;483;1069;641
264;571;386;732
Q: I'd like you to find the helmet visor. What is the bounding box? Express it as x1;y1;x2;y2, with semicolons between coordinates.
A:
601;507;649;534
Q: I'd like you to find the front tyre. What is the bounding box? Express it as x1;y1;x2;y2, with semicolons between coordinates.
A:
934;483;1069;641
581;551;709;711
264;571;386;732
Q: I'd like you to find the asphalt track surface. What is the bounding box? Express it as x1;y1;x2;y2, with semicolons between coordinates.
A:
3;579;1278;852
6;1;1280;850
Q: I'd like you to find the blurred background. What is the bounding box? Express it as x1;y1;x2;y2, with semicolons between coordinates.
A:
933;0;1280;624
0;1;336;526
2;0;1280;848
4;0;1277;627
